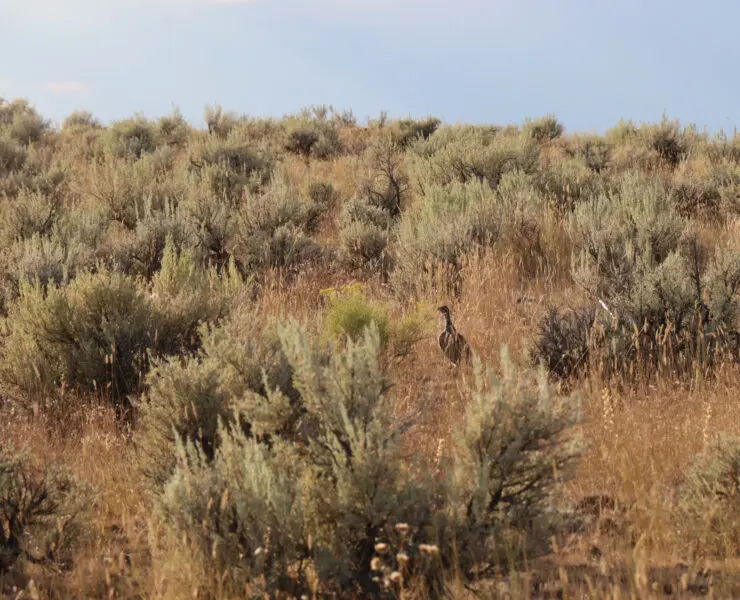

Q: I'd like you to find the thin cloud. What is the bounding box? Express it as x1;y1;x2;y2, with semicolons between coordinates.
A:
44;81;90;95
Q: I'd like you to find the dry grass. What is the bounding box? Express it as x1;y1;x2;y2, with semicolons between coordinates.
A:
3;262;740;596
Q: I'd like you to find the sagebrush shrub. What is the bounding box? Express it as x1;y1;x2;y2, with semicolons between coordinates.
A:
389;116;441;147
231;174;326;272
87;148;185;229
137;312;296;488
338;197;392;269
178;181;237;271
61;110;101;132
156;321;433;595
136;359;230;488
187;132;273;199
408;125;540;192
537;189;740;381
392;180;501;296
679;434;740;557
531;307;596;381
669;165;722;218
97;210;189;277
154;321;581;596
358;133;409;217
283;113;342;159
446;349;581;570
106;114;157;159
568;172;685;299
149;234;243;353
306;178;338;210
0;187;63;247
0;446;87;575
0;270;155;411
204;104;239;138
0;98;50;145
522;114;564;143
0;232;95;311
393;174;546;295
571;133;612;173
0;135;28;176
156;108;191;147
706;246;740;332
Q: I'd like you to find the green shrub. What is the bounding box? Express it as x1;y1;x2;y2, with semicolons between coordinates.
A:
0;98;50;145
149;234;242;353
408;125;540;192
61;110;101;132
445;349;581;571
322;283;390;348
522;114;564;143
106;114;157;159
156;108;190;147
387;300;435;358
389;116;441;147
283;112;342;159
338;197;393;269
571;133;612;173
231;174;325;272
393;173;546;296
204;104;239;138
156;321;433;595
0;446;87;575
0;135;27;175
137;312;295;489
154;324;581;595
679;434;740;556
187;132;273;199
0;270;155;411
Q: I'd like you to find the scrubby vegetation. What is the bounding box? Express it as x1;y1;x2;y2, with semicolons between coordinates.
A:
1;97;740;597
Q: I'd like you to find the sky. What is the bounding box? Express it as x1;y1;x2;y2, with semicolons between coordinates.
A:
0;0;737;134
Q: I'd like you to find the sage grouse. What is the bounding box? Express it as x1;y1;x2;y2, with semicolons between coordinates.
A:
438;305;472;366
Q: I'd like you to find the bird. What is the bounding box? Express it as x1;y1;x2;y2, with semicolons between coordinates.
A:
437;305;472;366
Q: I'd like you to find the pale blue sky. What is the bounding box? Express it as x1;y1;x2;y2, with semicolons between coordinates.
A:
0;0;737;133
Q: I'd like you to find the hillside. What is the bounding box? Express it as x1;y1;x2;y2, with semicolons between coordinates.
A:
1;97;740;598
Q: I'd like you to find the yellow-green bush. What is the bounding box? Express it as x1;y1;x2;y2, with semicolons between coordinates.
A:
322;282;390;348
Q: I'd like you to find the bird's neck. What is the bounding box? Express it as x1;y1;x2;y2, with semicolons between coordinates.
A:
444;316;455;333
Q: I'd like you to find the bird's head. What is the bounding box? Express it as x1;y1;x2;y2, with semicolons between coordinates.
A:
438;305;451;317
